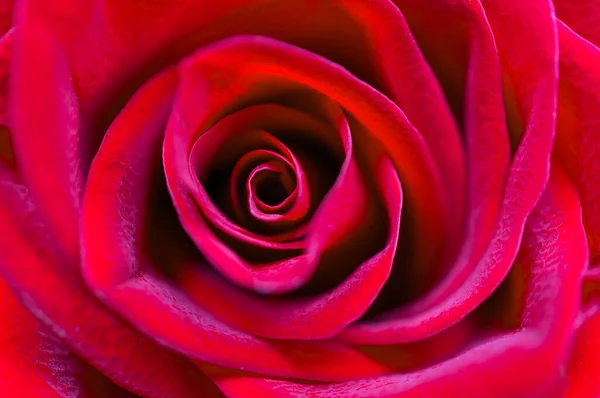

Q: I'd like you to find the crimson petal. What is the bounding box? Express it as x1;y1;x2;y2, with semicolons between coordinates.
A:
189;110;326;250
176;152;401;340
208;163;586;398
0;279;136;397
555;21;600;266
339;0;558;344
554;0;600;48
2;10;217;397
164;36;443;294
80;59;394;381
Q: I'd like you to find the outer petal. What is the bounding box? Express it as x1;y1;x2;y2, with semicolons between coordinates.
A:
563;311;600;398
554;0;600;48
0;11;218;397
555;22;600;266
340;0;558;344
555;18;600;398
0;168;222;397
0;278;136;398
0;14;121;397
10;0;82;259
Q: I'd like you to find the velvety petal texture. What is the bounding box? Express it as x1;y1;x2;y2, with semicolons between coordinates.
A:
0;279;136;397
554;7;600;397
0;0;598;396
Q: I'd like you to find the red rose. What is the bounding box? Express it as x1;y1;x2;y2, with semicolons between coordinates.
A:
0;0;598;396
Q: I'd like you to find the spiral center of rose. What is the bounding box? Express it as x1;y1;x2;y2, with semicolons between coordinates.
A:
250;166;294;208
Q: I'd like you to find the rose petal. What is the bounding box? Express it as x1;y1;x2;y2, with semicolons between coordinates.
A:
390;0;469;125
190;111;326;249
554;0;600;48
564;310;600;398
80;61;393;381
0;0;13;35
167;84;372;295
164;36;443;294
339;0;558;344
209;164;586;398
230;150;306;225
245;159;299;219
555;17;600;398
10;1;81;259
455;0;510;283
0;278;138;398
371;0;510;308
353;0;466;270
175;153;401;340
1;69;220;398
26;0;454;265
0;173;222;397
555;21;600;266
0;30;12;168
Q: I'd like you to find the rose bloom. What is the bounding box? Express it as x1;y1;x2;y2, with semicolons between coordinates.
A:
0;0;599;397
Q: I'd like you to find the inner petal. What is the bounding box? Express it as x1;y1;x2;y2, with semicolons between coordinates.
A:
251;164;293;208
166;96;375;294
177;153;402;340
338;0;558;344
229;147;310;232
188;99;342;253
191;128;306;251
78;66;394;381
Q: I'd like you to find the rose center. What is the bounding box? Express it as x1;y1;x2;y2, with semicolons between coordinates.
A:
252;168;293;207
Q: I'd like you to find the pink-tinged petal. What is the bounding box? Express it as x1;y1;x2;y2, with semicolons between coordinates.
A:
340;0;558;344
244;159;302;222
0;10;214;396
108;274;392;382
0;29;12;169
0;186;221;397
0;20;130;398
390;0;470;126
555;21;600;266
399;0;509;315
10;0;81;259
0;278;137;398
80;61;391;380
210;164;587;398
229;147;307;226
28;0;459;276
81;67;179;291
563;310;600;398
378;0;510;303
164;36;443;294
455;0;510;286
0;0;13;35
557;22;600;398
175;153;401;339
554;0;600;48
190;110;327;248
168;95;369;294
31;3;464;228
29;0;391;108
0;91;220;398
208;333;554;398
349;0;466;270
